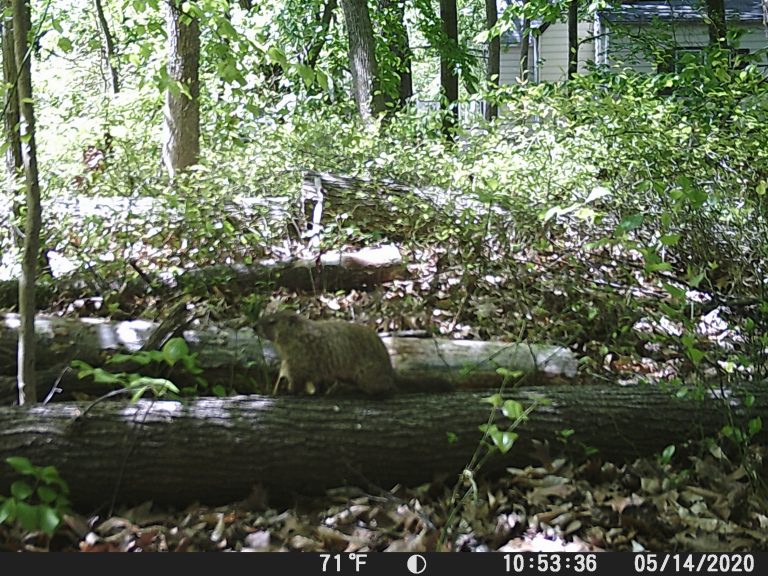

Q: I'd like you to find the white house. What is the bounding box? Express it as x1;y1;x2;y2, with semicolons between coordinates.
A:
499;0;768;84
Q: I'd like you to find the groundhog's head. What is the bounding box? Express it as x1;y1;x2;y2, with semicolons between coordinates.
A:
256;310;301;341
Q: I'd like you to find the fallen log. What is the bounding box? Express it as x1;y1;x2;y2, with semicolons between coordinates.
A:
0;245;408;309
0;384;764;508
0;314;578;404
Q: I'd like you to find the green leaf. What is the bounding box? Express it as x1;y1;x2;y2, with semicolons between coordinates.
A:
646;262;673;273
162;337;190;366
0;498;16;524
71;360;95;379
661;444;676;463
659;233;680;246
38;506;61;536
130;386;149;402
91;368;126;385
315;69;329;91
36;486;58;504
294;63;314;88
212;385;227;397
686;347;705;365
267;47;288;68
687;268;706;288
40;466;67;492
496;367;523;380
10;481;33;501
446;432;458;444
489;429;518;453
181;355;203;374
108;353;143;365
617;213;643;233
501;399;524;420
15;501;39;532
57;37;73;53
481;393;503;408
217;19;238;40
6;456;33;475
748;417;762;437
662;282;686;301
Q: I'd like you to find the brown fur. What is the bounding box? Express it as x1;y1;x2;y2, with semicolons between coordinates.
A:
256;311;395;396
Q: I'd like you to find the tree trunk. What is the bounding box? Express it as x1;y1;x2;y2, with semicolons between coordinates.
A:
484;0;499;121
0;246;409;312
339;0;384;121
93;0;120;94
439;0;459;137
306;0;338;70
0;312;577;404
12;0;42;406
705;0;728;48
162;0;200;177
519;1;530;82
0;383;764;507
1;0;21;177
380;0;413;110
567;0;578;80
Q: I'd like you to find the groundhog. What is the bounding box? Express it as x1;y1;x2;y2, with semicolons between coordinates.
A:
256;311;396;397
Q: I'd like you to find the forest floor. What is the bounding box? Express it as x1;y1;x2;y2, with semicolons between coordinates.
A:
2;182;767;552
3;444;766;552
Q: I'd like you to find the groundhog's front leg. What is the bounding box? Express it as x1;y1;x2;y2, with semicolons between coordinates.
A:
273;361;294;395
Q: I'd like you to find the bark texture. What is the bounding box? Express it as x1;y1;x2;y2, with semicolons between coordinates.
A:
162;0;200;177
568;0;578;79
340;0;384;120
0;383;764;507
484;0;499;120
706;0;728;48
94;0;120;94
439;0;459;136
0;312;578;403
1;0;21;176
12;0;42;405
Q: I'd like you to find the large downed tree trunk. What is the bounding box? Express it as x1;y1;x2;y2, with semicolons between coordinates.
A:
0;245;408;309
0;384;765;508
0;314;577;403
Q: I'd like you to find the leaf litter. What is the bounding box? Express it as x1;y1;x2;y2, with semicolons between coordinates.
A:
2;446;765;552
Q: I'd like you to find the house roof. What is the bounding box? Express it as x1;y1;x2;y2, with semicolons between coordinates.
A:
603;0;765;24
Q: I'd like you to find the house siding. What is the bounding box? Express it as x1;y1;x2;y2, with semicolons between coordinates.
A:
536;22;595;82
604;22;768;72
500;44;536;85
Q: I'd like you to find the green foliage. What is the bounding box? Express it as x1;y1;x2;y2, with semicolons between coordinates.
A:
0;458;71;537
72;337;215;399
441;368;547;546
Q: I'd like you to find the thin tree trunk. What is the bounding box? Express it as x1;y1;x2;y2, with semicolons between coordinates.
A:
380;0;413;110
519;0;530;82
162;0;200;177
567;0;578;79
339;0;384;121
705;0;728;48
439;0;459;137
93;0;119;94
12;0;42;405
306;0;338;70
1;0;21;177
484;0;499;120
